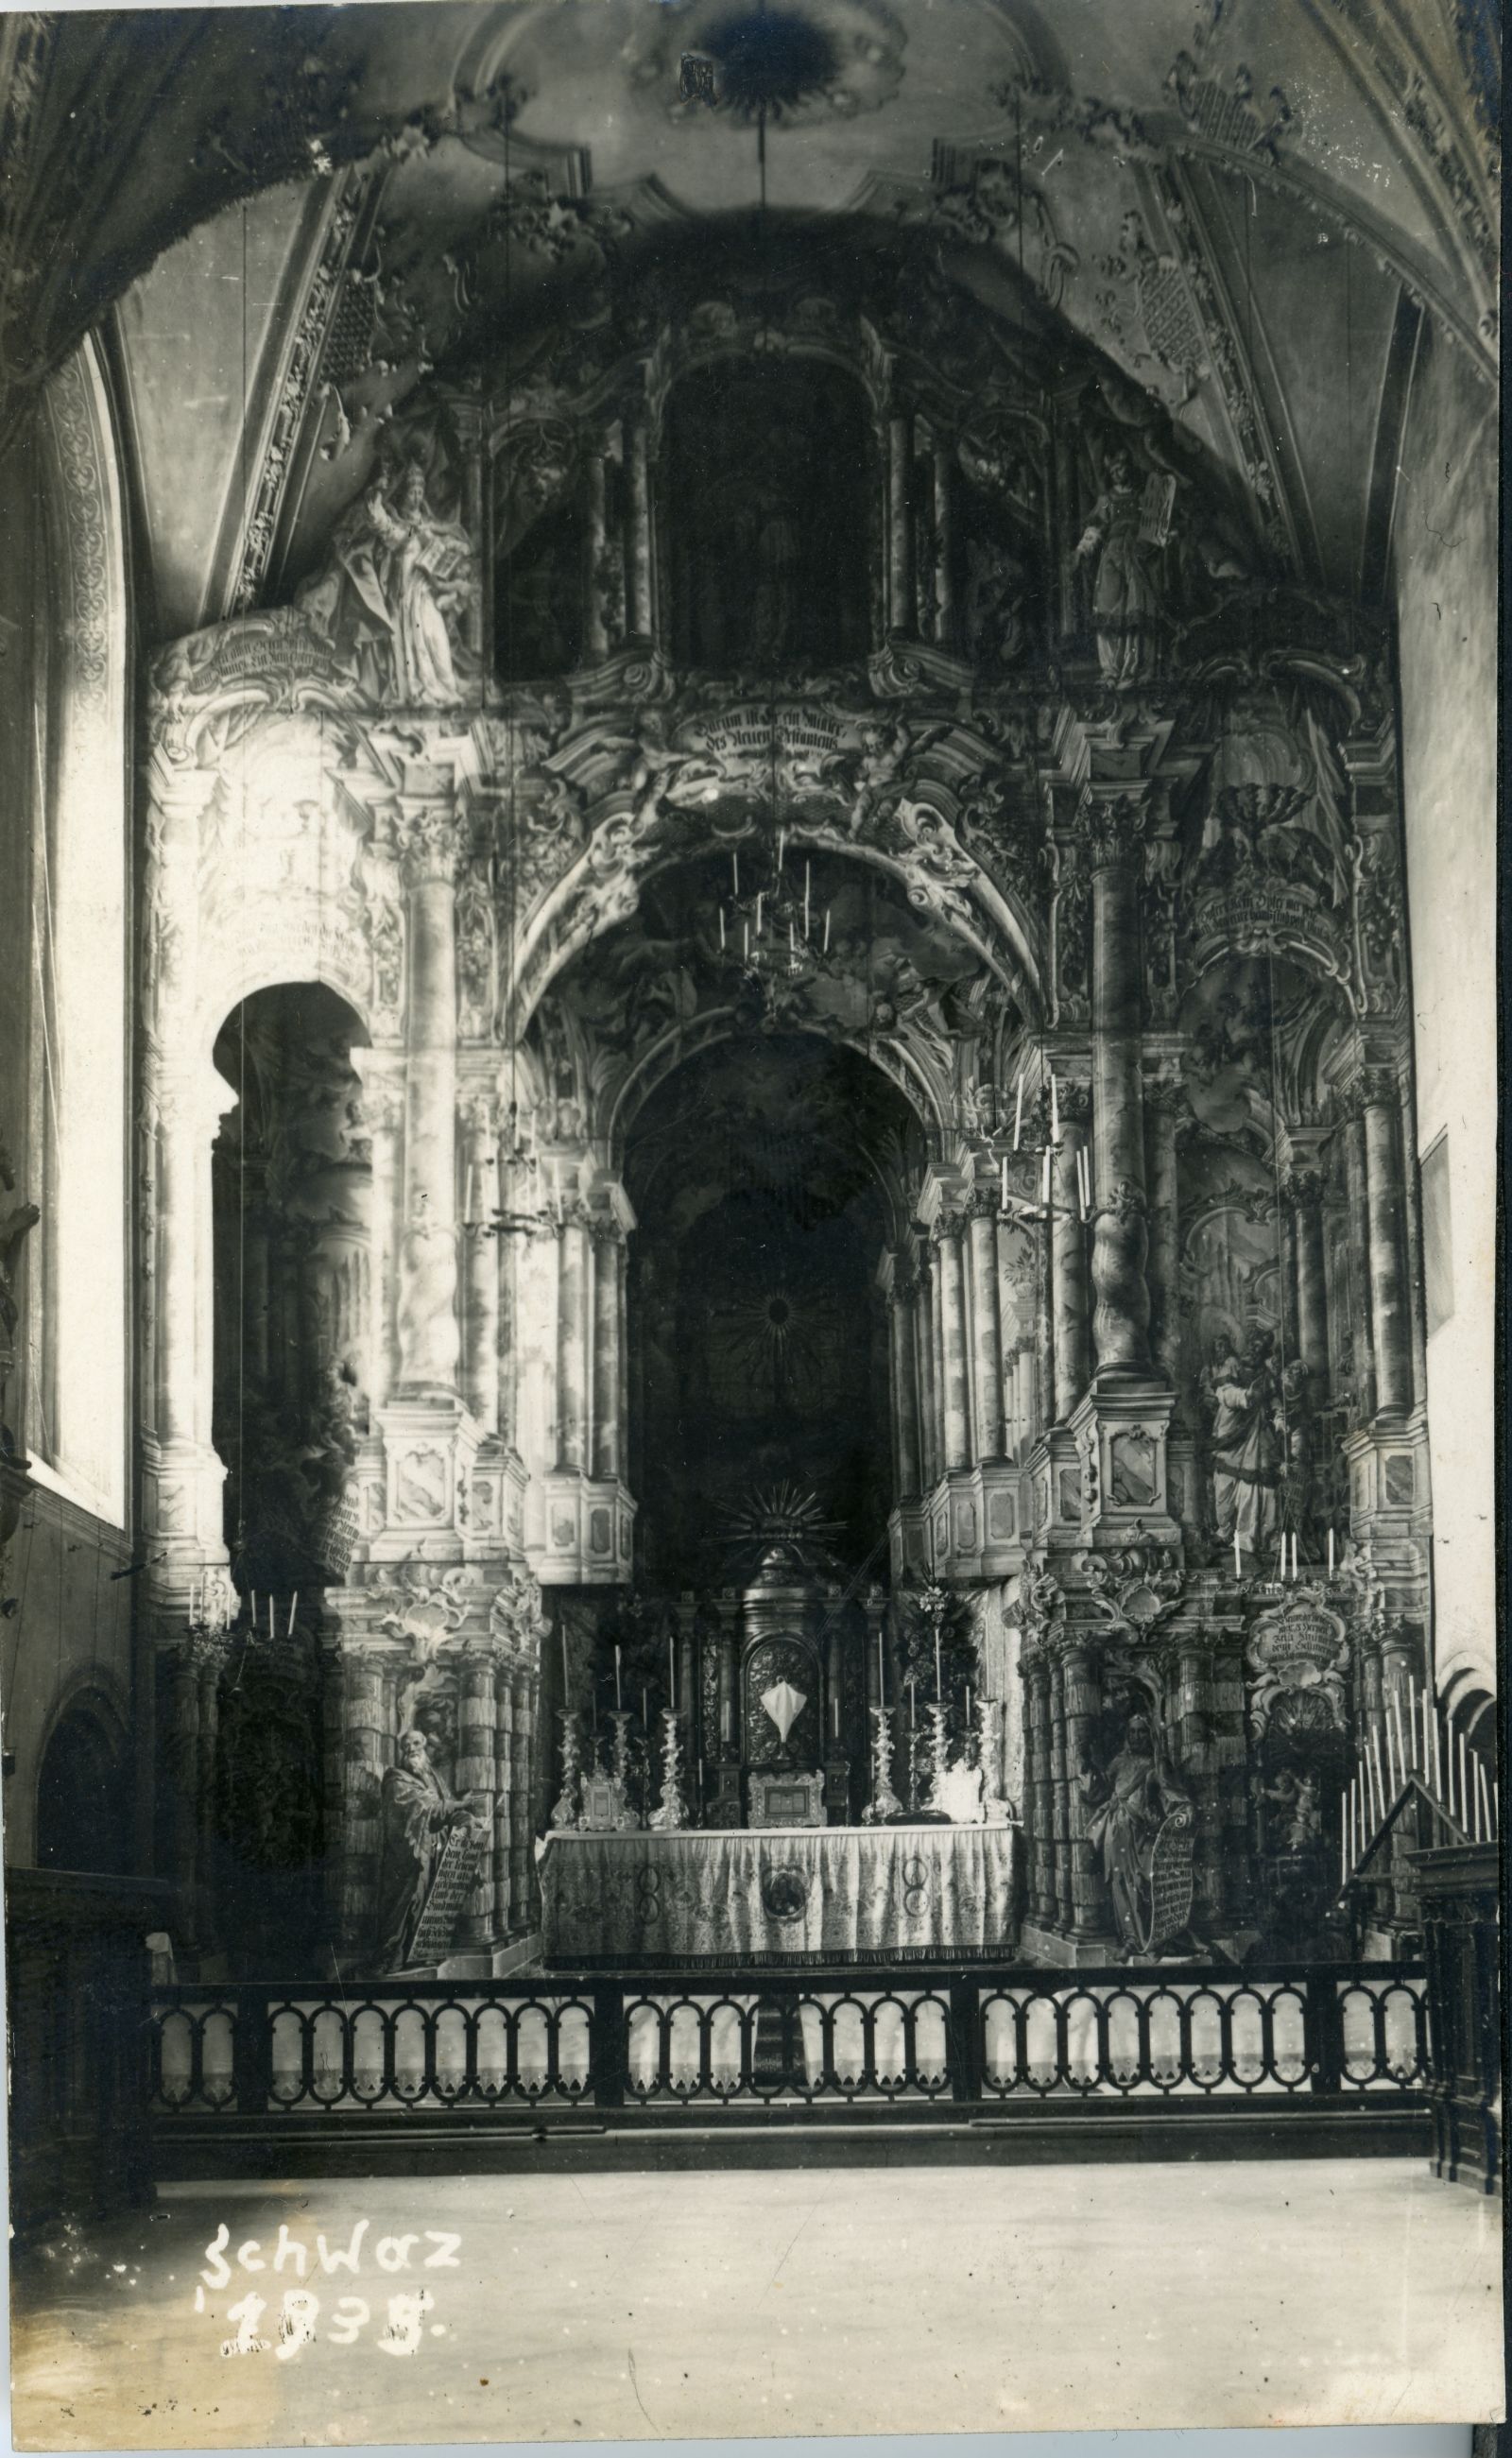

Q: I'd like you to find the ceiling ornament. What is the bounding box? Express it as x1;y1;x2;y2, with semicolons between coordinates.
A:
625;0;906;128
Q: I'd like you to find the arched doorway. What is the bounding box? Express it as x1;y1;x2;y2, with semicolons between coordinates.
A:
622;1032;919;1592
36;1693;129;1876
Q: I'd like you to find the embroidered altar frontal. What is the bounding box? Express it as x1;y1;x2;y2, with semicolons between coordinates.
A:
539;1824;1019;1968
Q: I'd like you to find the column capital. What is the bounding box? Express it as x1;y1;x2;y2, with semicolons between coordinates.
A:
396;799;463;886
1280;1164;1328;1214
1359;1064;1401;1109
1077;788;1148;870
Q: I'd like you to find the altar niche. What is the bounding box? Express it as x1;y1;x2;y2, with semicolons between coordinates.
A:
663;360;874;673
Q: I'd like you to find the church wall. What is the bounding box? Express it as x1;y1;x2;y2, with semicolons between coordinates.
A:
1393;325;1497;1708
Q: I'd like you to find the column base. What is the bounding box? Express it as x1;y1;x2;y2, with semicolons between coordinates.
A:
362;1397;485;1563
530;1471;636;1586
140;1434;230;1608
915;1463;1025;1579
888;1498;931;1581
1344;1410;1432;1618
1026;1424;1089;1553
1067;1381;1180;1546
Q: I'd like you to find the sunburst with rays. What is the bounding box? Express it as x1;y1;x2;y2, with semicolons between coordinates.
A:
719;1481;844;1574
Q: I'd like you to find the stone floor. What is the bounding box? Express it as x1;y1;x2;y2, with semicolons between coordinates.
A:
9;2160;1503;2448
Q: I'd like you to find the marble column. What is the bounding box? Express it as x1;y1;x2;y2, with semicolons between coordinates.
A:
889;1278;922;1497
967;1206;1005;1461
455;1648;497;1945
395;806;461;1397
1062;1642;1107;1942
1088;801;1153;1376
1145;1076;1183;1393
1049;1656;1073;1930
460;1095;499;1432
931;438;955;648
582;444;610;661
1340;1108;1377;1421
1285;1167;1330;1388
615;1238;630;1480
1027;1654;1056;1923
914;1258;938;1489
936;1220;972;1472
556;1208;590;1472
509;1669;535;1930
624;400;654;642
591;1227;622;1479
1362;1070;1413;1416
341;1651;388;1958
1052;1089;1092;1422
492;1668;515;1934
358;1075;402;1416
886;409;915;637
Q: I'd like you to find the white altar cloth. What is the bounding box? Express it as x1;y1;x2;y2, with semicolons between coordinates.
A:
539;1821;1018;1966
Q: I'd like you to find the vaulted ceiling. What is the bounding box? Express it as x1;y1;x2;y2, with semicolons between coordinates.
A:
1;0;1496;641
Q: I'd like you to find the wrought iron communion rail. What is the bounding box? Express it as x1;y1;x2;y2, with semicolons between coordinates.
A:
151;1961;1427;2120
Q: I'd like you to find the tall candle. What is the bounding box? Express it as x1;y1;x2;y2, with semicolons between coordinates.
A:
1013;1069;1023;1150
934;1631;942;1701
719;906;726;951
1040;1149;1052;1210
804;862;811;934
755;890;764;937
642;1686;648;1730
909;1678;916;1728
732;851;740;895
1384;1712;1399;1797
1049;1071;1059;1144
268;1594;275;1640
288;1590;298;1637
614;1644;622;1711
561;1627;569;1700
1390;1689;1409;1783
1233;1527;1242;1580
876;1629;885;1708
1370;1729;1387;1821
1476;1758;1492;1842
1432;1698;1443;1798
832;1695;839;1739
1458;1732;1469;1831
1327;1526;1335;1579
1001;1153;1009;1210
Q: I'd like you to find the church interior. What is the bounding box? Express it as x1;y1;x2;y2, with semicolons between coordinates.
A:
0;0;1502;2438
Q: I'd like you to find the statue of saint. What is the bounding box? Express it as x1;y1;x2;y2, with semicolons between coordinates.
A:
373;1728;486;1973
1074;448;1161;686
1204;1328;1282;1561
1079;1706;1191;1959
297;458;475;709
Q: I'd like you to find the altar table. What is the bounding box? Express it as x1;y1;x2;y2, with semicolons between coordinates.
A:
538;1822;1018;1968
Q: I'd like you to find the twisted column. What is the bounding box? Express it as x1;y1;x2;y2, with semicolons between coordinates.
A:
591;1225;623;1478
1362;1069;1413;1416
623;399;654;642
556;1206;590;1471
886;408;915;637
936;1218;972;1471
1052;1084;1092;1421
967;1200;1006;1460
1088;798;1153;1376
394;804;461;1397
460;1094;499;1431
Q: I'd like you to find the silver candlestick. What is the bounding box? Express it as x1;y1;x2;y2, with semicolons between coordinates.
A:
862;1706;903;1823
649;1709;687;1832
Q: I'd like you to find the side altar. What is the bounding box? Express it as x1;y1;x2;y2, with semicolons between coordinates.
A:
538;1822;1018;1968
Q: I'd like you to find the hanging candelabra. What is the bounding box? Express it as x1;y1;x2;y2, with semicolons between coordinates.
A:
713;832;833;988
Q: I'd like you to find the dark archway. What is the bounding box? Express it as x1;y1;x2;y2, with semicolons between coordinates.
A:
37;1693;130;1877
623;1032;920;1590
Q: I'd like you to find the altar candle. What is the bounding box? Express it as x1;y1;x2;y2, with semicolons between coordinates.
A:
1390;1689;1409;1783
1458;1732;1469;1832
1327;1526;1335;1579
777;827;785;868
876;1629;884;1708
804;862;811;935
1432;1702;1443;1799
823;907;832;953
743;919;749;962
1233;1527;1242;1581
966;1686;972;1725
1001;1153;1009;1210
615;1644;622;1711
1013;1068;1023;1150
731;851;740;895
718;906;726;950
268;1593;275;1640
909;1678;916;1728
1477;1758;1492;1842
288;1590;298;1637
1370;1728;1387;1822
1340;1813;1348;1884
934;1631;942;1701
1292;1533;1299;1582
1384;1712;1399;1797
755;890;764;937
1040;1148;1051;1210
832;1695;839;1739
1049;1071;1059;1144
669;1636;676;1712
789;918;795;956
642;1687;648;1730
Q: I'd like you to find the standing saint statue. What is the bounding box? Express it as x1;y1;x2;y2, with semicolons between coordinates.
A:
1074;447;1162;686
1079;1707;1192;1959
1204;1329;1282;1562
373;1728;486;1973
297;456;475;709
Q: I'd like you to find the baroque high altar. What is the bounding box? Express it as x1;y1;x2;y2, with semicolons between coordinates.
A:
141;223;1431;1973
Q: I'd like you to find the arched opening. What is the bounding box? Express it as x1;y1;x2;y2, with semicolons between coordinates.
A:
36;1693;129;1877
663;359;874;671
210;981;371;1593
622;1032;920;1592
